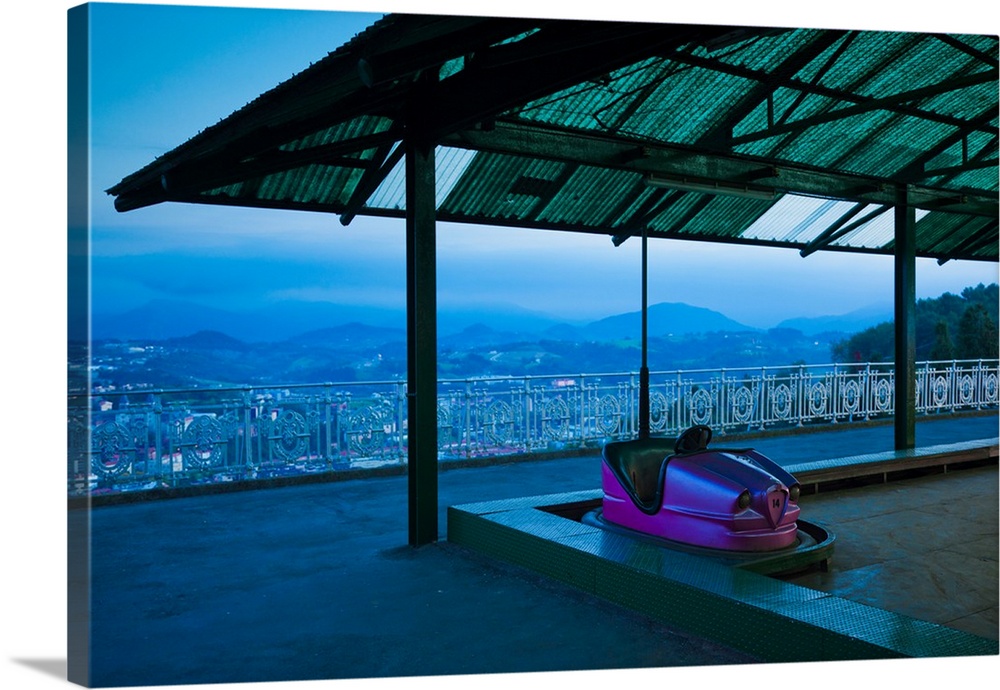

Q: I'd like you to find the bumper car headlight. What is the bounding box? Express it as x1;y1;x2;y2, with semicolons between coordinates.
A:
789;484;801;503
737;490;752;511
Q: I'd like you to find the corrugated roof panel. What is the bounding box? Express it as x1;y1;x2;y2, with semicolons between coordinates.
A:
536;167;639;226
514;58;672;134
920;127;998;191
280;115;395;152
792;32;856;85
107;15;997;263
736;109;896;168
920;79;998;122
695;28;824;73
587;59;679;134
740;196;871;244
853;35;954;97
830;208;931;249
605;187;662;231
916;211;983;255
817;31;918;93
439;152;569;221
944;167;1000;192
364;146;478;212
647;193;773;238
731;88;840;141
831;208;895;249
366;156;405;211
935;216;1000;260
626;67;759;144
260;164;359;206
828;116;956;178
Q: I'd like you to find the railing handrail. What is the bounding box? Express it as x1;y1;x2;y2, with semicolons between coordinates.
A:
76;358;1000;399
69;359;999;497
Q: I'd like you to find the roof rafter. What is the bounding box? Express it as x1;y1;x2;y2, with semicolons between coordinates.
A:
934;217;999;263
932;33;999;69
444;119;998;216
728;69;999;147
799;203;886;257
114;127;405;212
105;14;998;264
419;21;743;142
661;49;998;143
698;30;848;145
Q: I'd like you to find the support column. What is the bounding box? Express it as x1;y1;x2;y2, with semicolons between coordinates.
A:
638;227;650;439
406;135;438;546
894;185;916;450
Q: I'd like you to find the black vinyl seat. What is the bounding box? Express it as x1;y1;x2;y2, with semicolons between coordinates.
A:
601;426;714;514
601;437;676;514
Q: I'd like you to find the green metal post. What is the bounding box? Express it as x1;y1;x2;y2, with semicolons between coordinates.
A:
406;134;439;546
894;185;916;450
639;226;650;438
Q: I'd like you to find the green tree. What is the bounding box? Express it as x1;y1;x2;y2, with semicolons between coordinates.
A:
956;303;998;359
928;320;954;361
831;283;998;362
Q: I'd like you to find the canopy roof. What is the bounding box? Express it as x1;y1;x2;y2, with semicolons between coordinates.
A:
108;13;999;262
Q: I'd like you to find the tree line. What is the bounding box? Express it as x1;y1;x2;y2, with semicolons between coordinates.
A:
832;283;998;363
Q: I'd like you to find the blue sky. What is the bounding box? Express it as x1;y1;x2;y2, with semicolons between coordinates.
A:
85;2;999;329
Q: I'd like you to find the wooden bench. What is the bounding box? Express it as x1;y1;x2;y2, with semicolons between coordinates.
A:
786;437;998;493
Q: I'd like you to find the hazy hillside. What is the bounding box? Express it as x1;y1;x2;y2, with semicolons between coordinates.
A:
89;293;962;391
565;302;755;341
776;304;892;336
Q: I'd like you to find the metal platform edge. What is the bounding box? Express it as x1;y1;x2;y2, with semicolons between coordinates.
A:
447;489;999;664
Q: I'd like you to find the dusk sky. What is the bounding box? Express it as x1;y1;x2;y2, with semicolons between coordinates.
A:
87;1;999;330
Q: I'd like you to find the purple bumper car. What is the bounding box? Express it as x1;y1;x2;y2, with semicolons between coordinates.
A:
599;426;801;552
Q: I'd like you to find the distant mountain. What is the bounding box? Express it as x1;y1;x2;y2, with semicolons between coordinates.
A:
163;330;250;351
775;304;893;336
92;299;571;342
580;302;756;341
290;322;406;347
435;302;574;336
92;300;246;342
439;323;534;349
97;297;893;346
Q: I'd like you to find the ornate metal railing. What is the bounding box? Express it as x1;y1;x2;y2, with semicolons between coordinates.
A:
69;359;998;496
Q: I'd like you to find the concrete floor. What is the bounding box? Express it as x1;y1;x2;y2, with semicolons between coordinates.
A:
79;414;998;687
782;463;998;641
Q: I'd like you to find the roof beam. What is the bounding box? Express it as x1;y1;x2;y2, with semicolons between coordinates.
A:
612;189;688;244
800;204;892;257
698;30;848;145
420;22;740;142
443;119;998;216
921;157;999;179
113;127;404;212
899;108;999;184
773;32;860;129
339;141;405;225
935;218;1000;263
728;69;1000;147
663;50;998;140
933;34;999;69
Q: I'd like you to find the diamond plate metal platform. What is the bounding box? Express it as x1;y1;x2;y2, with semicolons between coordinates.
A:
448;483;998;662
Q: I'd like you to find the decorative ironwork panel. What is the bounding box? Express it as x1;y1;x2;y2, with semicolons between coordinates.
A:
180;415;227;469
91;421;136;479
70;360;998;496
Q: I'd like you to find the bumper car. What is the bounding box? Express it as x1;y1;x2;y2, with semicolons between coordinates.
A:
594;425;803;552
